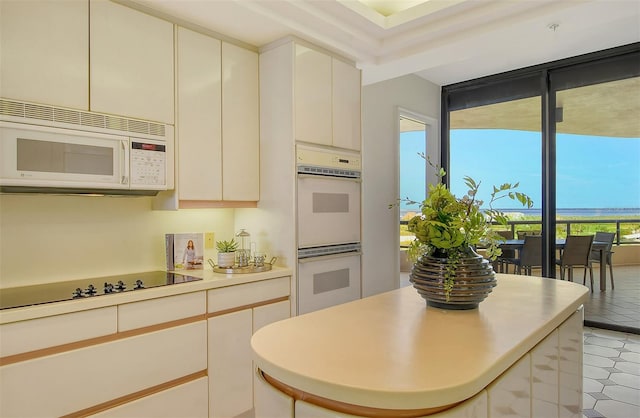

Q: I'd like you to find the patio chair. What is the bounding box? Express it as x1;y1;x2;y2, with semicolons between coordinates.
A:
556;235;594;288
590;231;615;289
504;235;542;275
495;230;515;273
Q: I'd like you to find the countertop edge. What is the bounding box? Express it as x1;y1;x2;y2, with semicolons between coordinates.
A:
0;267;292;324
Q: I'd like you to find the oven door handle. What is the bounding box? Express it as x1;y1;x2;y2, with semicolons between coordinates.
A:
298;251;362;263
297;173;361;183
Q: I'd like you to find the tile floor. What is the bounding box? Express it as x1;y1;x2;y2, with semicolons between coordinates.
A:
581;266;640;334
582;326;640;418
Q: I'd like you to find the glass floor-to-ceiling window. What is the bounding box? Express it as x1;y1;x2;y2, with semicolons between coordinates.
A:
442;44;639;279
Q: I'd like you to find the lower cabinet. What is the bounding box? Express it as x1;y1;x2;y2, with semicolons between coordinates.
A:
0;321;207;417
208;309;254;418
0;276;291;418
208;278;291;418
91;377;209;418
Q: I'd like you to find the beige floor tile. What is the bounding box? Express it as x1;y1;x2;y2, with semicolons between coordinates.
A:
614;361;640;376
584;364;611;380
609;372;640;390
585;336;625;348
584;353;616;368
595;399;640;417
584;344;623;358
620;351;640;363
584;377;605;393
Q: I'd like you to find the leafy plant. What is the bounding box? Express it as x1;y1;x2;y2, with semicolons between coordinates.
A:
216;239;239;253
399;158;533;300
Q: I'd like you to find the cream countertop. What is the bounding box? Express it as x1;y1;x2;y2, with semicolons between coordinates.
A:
0;266;292;324
251;274;589;411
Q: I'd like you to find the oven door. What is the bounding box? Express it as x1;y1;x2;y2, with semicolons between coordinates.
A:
297;174;360;248
297;252;361;315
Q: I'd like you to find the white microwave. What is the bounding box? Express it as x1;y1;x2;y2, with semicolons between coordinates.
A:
0;121;169;195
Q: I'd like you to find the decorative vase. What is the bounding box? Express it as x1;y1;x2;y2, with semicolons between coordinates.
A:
410;246;496;310
217;252;236;268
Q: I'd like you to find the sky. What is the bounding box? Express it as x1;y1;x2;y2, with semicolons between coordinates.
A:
400;129;640;210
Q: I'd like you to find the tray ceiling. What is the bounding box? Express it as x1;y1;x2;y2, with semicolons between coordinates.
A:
129;0;639;87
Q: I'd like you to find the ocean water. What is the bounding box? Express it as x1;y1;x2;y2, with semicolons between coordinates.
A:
400;208;640;219
499;208;640;218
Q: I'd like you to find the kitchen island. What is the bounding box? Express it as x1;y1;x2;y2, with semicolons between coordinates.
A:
251;274;589;418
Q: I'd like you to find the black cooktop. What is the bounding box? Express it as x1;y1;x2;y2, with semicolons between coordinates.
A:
0;271;202;310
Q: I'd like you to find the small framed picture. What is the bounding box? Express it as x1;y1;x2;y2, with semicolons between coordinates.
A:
166;233;204;270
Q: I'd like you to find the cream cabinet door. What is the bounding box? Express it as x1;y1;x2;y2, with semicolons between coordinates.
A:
332;59;361;151
176;27;222;201
253;300;290;333
91;376;209;418
0;322;206;417
294;45;332;146
0;0;88;109
90;0;174;124
208;309;253;418
222;42;259;201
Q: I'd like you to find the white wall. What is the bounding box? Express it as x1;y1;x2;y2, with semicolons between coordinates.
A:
0;194;236;288
361;74;440;297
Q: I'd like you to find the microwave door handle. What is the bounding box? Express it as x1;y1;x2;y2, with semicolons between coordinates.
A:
121;140;129;185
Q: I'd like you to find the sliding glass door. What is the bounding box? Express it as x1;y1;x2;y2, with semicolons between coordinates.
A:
442;43;639;279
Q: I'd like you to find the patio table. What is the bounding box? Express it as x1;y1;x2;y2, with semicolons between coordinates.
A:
500;239;610;290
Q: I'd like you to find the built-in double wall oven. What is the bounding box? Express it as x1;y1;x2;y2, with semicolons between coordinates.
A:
296;145;361;315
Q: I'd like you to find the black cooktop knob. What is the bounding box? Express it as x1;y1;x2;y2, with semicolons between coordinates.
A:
115;280;126;292
72;288;84;299
104;282;115;294
85;284;97;296
134;279;145;290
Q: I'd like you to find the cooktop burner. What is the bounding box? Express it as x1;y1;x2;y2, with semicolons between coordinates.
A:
0;271;202;310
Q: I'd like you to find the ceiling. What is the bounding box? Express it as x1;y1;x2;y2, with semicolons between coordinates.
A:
130;0;640;86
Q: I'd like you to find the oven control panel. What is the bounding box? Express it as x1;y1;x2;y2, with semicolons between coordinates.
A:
296;145;361;171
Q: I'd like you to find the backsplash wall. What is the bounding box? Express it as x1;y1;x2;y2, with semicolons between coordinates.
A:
0;194;236;288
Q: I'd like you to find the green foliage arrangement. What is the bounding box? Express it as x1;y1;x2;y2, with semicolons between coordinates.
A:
399;160;533;300
216;239;239;253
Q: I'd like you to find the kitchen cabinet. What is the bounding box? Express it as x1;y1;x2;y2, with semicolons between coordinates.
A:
207;277;291;418
332;58;362;151
91;376;209;418
0;321;207;417
161;27;259;208
176;26;223;201
222;42;260;201
295;45;333;146
89;0;174;124
294;44;361;151
0;0;88;110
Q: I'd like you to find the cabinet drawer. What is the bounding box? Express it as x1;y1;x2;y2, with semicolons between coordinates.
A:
91;376;208;418
208;277;290;313
0;321;206;417
0;307;117;357
118;291;206;331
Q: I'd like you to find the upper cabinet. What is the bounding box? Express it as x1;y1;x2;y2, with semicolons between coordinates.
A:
176;27;222;201
294;44;361;151
222;43;260;201
161;27;259;208
89;0;174;125
332;59;362;151
295;45;332;146
0;0;89;109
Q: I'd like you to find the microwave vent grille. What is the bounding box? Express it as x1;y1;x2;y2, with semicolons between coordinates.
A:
0;99;166;138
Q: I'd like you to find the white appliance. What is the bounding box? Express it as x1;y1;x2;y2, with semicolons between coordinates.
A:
0;100;172;195
296;145;361;314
